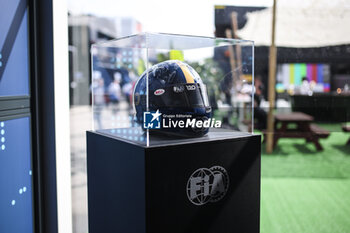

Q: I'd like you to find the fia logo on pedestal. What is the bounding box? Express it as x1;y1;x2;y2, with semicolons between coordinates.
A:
186;166;229;206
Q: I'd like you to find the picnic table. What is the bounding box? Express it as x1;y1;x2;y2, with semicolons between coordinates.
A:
264;112;330;151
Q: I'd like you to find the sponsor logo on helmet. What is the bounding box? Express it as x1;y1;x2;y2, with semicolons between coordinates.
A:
154;89;165;96
186;85;196;91
173;85;185;93
186;166;229;205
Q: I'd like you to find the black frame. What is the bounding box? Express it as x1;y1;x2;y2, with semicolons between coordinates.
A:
29;0;58;232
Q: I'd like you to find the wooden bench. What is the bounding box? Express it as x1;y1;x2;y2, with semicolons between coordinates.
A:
310;124;330;138
341;124;350;145
308;124;330;150
262;112;330;151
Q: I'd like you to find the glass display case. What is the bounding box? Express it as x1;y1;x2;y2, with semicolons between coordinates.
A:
91;32;254;146
88;34;260;233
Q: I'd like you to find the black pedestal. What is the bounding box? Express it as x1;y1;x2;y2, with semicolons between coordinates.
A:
87;129;261;233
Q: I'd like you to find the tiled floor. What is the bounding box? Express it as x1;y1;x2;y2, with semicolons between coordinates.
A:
70;106;91;233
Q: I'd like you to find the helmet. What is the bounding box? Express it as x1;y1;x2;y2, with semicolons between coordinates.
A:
133;60;212;137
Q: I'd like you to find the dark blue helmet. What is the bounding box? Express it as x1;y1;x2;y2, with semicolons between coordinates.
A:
133;60;212;137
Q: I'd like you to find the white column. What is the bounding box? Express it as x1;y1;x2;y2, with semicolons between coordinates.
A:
52;0;73;233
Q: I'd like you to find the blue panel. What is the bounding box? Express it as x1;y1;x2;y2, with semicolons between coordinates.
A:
0;0;19;46
0;0;29;96
0;117;33;233
317;64;324;84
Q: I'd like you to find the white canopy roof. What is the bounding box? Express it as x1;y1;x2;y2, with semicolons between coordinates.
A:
237;0;350;47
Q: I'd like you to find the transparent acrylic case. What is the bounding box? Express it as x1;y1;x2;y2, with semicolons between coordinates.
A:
91;32;254;146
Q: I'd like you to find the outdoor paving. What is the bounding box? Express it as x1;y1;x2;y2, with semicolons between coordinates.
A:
70;106;91;233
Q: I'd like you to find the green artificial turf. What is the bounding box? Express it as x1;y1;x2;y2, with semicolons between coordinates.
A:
260;178;350;233
260;132;350;179
258;124;350;233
